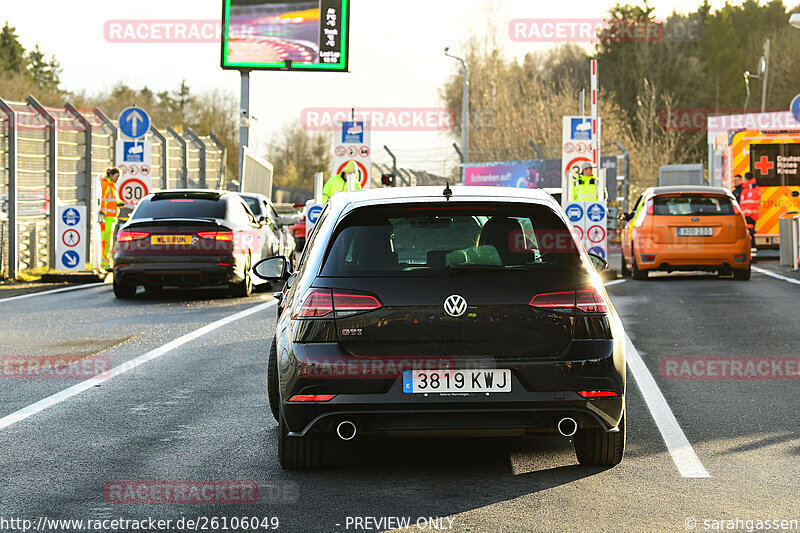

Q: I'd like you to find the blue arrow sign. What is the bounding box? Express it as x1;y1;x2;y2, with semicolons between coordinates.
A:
587;246;606;259
62;250;80;269
791;94;800;124
62;208;80;226
119;106;151;139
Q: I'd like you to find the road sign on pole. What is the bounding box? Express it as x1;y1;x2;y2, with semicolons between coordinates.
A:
791;94;800;124
118;107;151;139
116;140;152;207
561;116;599;206
56;206;86;270
306;202;323;235
332;120;371;188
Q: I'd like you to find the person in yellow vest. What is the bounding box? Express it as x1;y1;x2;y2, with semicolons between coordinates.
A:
322;161;362;203
99;167;124;270
572;161;599;202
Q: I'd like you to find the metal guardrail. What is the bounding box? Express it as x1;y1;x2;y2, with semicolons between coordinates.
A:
0;97;228;279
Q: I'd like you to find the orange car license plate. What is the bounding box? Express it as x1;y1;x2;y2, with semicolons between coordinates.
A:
677;227;713;237
151;235;193;245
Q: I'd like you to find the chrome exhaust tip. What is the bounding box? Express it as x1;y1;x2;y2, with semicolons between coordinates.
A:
336;420;357;441
557;417;578;437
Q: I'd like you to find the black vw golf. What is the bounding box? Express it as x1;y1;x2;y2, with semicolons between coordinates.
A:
255;186;626;469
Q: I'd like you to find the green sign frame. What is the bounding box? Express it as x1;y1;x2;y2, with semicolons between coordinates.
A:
221;0;350;72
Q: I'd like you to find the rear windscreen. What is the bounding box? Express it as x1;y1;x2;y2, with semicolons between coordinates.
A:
320;204;581;277
653;195;735;216
132;198;227;220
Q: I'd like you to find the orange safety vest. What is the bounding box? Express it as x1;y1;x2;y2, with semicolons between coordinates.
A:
100;177;119;218
739;178;761;220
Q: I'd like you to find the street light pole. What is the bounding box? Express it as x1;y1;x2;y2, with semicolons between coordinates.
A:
444;47;468;183
743;39;770;113
761;39;770;113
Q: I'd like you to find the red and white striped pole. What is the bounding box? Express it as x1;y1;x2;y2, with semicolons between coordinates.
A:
591;59;599;175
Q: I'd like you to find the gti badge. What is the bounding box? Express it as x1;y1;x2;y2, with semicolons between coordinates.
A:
443;294;468;317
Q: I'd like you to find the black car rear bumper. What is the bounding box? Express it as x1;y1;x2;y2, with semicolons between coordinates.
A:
282;386;624;438
278;344;625;437
113;255;246;287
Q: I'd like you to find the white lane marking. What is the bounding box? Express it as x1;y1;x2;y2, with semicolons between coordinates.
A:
753;266;800;286
0;282;107;303
626;335;710;478
604;279;627;286
0;299;277;431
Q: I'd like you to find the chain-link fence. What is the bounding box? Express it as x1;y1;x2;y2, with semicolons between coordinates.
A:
0;97;228;279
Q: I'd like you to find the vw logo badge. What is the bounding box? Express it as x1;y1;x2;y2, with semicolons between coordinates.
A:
443;294;468;317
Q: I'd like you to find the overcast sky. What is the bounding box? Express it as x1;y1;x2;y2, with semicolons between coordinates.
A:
2;0;728;176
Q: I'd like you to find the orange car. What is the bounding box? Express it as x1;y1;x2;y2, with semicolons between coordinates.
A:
620;186;751;280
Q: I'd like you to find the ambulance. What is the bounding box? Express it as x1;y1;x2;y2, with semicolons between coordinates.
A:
708;111;800;247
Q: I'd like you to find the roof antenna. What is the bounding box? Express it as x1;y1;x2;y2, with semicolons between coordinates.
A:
443;180;453;201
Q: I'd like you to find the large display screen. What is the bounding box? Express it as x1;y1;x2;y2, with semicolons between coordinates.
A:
221;0;349;71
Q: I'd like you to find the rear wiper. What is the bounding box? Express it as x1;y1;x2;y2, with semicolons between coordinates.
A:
151;217;217;221
448;263;506;272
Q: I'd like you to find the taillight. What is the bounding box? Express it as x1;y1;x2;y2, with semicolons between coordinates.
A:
576;288;607;314
529;291;575;314
530;287;607;315
288;394;336;402
332;291;382;317
646;199;654;215
577;390;619;398
294;288;334;318
117;231;149;242
197;231;234;241
293;288;382;319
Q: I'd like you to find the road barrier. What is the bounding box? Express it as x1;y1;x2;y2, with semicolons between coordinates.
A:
0;97;228;278
778;212;799;269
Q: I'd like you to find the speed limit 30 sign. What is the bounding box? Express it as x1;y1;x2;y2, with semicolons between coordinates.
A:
118;178;149;205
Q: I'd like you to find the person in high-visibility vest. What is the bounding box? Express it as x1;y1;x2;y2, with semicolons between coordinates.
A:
739;171;761;249
322;161;362;203
572;161;598;202
99;167;123;270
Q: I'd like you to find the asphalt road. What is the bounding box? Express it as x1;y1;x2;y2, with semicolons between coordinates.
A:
1;262;799;533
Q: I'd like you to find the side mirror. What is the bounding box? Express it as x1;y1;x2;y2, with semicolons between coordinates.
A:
256;215;269;226
587;252;608;272
253;256;289;280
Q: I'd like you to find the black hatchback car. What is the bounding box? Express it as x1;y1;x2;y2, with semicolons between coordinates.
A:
113;190;265;298
254;186;626;469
